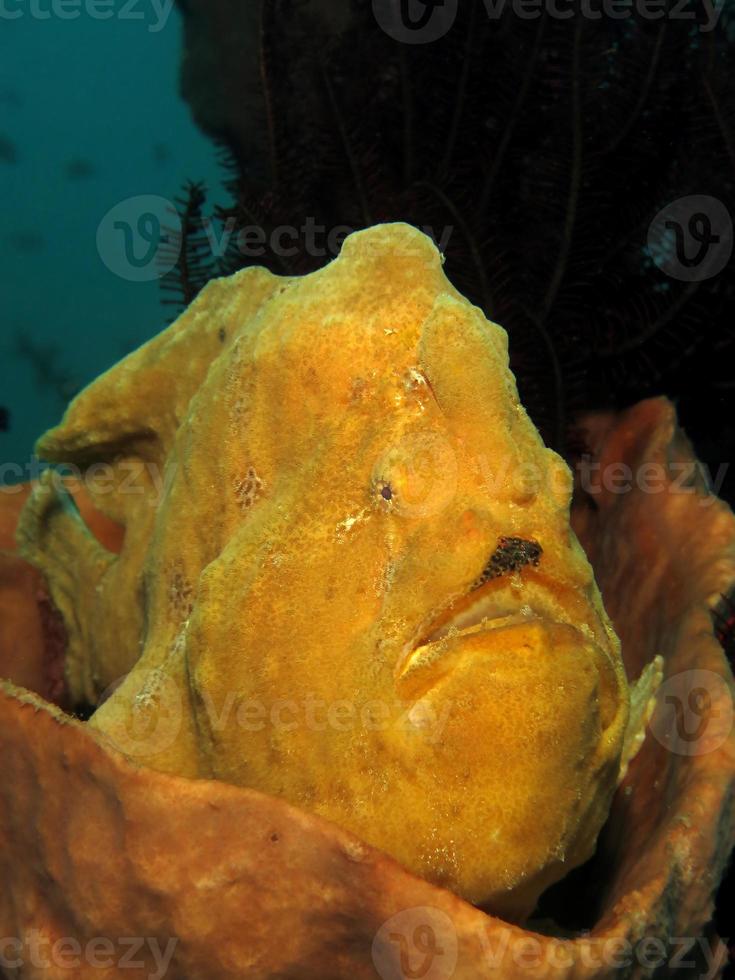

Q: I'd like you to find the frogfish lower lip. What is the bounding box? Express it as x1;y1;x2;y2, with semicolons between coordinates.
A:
396;610;609;709
395;573;606;697
419;576;560;647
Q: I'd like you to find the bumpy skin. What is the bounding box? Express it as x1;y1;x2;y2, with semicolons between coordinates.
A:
19;224;630;919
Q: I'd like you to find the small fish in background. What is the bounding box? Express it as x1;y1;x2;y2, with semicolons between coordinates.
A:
118;336;145;358
7;231;45;253
153;143;171;165
0;88;22;109
12;332;81;406
0;407;10;432
64;157;96;180
0;134;17;164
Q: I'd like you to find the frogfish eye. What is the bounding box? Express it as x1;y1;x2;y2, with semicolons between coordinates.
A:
375;479;393;502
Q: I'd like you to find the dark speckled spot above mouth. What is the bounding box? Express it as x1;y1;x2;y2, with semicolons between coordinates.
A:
472;536;542;589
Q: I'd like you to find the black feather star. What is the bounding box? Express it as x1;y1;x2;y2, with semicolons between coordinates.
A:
158;181;217;319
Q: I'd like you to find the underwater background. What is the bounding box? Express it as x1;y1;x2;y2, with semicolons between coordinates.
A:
1;0;734;963
0;2;221;469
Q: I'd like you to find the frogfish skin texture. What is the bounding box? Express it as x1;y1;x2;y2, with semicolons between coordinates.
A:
19;223;650;921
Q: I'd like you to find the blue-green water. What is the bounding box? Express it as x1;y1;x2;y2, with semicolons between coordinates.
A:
0;4;222;475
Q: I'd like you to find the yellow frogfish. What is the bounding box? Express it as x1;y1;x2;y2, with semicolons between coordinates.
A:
18;223;659;921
